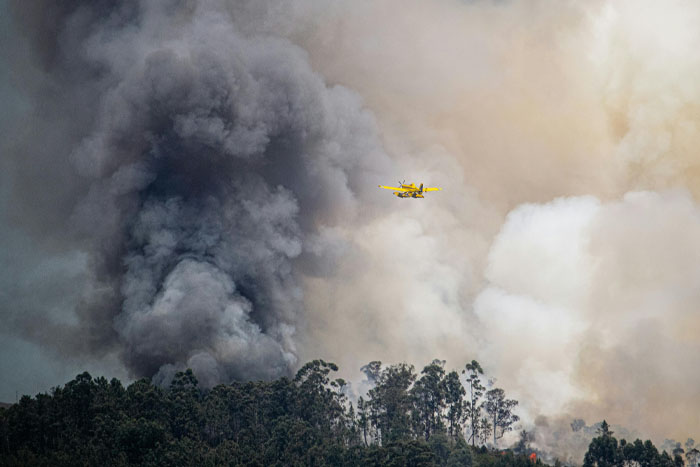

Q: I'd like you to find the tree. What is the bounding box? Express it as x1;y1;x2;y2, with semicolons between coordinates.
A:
671;443;685;462
168;369;202;440
642;439;660;465
477;417;492;446
447;438;473;467
582;421;618;467
366;362;417;444
361;361;383;383
443;371;466;441
357;396;370;446
462;360;485;447
429;431;451;466
117;417;166;464
411;360;446;441
597;420;613;437
126;378;167;424
346;402;362;447
482;388;519;447
293;359;344;436
0;406;9;456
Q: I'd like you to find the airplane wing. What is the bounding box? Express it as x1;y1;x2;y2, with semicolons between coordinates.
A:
423;187;442;192
379;185;411;192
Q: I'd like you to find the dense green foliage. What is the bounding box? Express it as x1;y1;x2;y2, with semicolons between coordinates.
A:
582;421;685;467
0;359;538;466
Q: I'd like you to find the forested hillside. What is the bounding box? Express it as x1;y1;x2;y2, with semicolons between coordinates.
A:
0;359;542;466
0;359;689;466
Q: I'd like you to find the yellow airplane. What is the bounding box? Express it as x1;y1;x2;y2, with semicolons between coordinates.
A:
378;180;442;198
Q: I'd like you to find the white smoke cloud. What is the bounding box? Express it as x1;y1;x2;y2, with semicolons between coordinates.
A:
475;191;700;452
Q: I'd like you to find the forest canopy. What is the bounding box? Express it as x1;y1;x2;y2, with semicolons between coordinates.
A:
0;360;687;466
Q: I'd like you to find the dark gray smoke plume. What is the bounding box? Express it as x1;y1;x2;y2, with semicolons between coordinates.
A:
3;0;390;386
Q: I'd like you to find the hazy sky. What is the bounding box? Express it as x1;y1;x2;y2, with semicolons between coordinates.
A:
3;0;700;460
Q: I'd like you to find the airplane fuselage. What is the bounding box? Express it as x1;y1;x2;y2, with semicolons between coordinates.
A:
378;181;441;198
395;192;424;198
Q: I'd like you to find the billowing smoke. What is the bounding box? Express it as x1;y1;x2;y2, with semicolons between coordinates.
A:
2;0;391;387
285;0;700;450
5;0;700;460
475;191;700;458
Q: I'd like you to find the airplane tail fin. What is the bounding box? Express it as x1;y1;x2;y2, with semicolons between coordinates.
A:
419;183;424;192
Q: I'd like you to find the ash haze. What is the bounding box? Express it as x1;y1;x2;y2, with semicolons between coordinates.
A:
3;0;700;461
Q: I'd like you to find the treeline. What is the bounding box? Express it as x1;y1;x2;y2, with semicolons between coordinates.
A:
0;359;540;466
582;421;691;467
356;359;519;448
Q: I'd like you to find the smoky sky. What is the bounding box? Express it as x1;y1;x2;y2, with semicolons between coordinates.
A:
6;0;700;460
1;0;391;388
